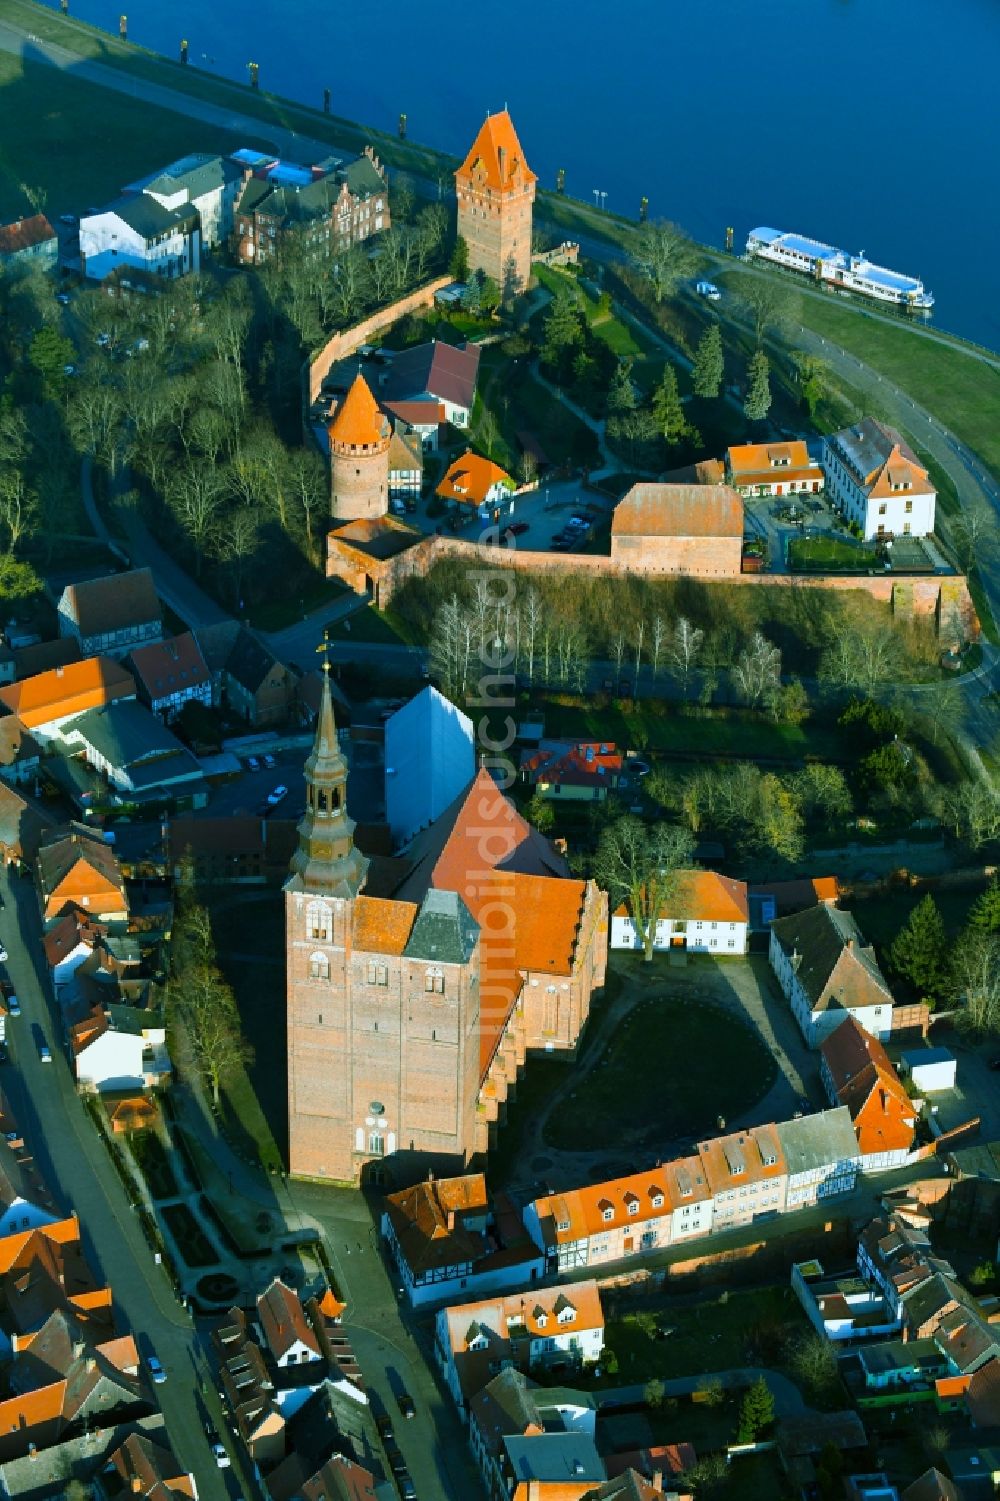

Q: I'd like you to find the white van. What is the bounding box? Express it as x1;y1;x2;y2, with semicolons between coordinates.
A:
696;281;721;300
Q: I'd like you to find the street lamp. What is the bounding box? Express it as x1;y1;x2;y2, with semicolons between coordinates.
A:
599;191;608;212
592;189;600;208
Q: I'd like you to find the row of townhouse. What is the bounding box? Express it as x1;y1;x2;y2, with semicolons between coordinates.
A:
523;1109;860;1276
721;422;936;541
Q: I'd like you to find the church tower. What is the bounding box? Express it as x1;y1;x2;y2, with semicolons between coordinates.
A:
285;666;369;1180
455;110;536;299
328;371;391;523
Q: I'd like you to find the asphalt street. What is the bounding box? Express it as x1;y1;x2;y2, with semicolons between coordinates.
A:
0;867;250;1500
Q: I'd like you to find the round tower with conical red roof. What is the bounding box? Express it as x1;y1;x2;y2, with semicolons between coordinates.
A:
328;371;391;522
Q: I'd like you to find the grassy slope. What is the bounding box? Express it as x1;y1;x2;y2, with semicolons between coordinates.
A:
0;50;247;217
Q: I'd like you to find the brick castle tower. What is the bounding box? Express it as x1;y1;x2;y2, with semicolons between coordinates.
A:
455;110;536;299
285;667;482;1183
328;371;391;522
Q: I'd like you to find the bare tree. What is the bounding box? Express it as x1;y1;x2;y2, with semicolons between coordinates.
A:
650;614;667;681
555;621;588;690
630;220;699;304
939;780;1000;849
737;276;797;345
951;502;994;573
593;816;695;962
954;935;1000;1037
612;631;626;685
734;631;781;709
0;470;37;552
668;617;704;695
287;448;328;562
166;462;224;573
218;506;262;608
819;625;902;698
633;621;645;698
521;587;542;685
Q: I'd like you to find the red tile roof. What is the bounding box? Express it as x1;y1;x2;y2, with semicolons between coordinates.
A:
612;483;744;539
328;372;388;448
0;656;135;729
456;111;536;194
128;632;210;701
437;451;514;508
613;869;748;925
61;568;160;639
0;214;56;255
257;1277;322;1362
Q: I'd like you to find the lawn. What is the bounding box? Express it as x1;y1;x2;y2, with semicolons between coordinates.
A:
247;577;351;633
538;698;852;765
475;346;600;472
787;534;879;572
0;51;247;220
128;1130;178;1200
325;603;417;647
543;990;777;1153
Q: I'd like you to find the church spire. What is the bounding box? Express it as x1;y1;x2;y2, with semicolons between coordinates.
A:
287;656;368;898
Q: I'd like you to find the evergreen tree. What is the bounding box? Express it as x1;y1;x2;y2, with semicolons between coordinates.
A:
736;1376;775;1443
967;880;1000;934
449;235;469;281
692;322;724;399
607;360;636;416
743;350;772;422
541;291;584;374
889;894;951;1001
651;365;688;444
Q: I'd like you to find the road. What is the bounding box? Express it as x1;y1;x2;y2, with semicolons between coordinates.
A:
0;866;248;1498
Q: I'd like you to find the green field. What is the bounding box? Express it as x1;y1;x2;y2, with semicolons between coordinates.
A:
539;699;852;764
0;51;250;219
543;992;777;1152
787;534;879;572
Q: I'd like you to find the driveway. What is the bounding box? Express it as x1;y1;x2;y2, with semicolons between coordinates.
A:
0;868;245;1495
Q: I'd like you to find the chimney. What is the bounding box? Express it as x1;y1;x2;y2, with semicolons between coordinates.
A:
131;1476;143;1494
27;1443;36;1462
447;1210;455;1232
73;1339;86;1359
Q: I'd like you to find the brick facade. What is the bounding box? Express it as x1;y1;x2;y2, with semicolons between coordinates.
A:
306;278;453;405
610;531;743;577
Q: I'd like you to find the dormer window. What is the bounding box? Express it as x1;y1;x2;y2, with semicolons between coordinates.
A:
535;1312;547;1329
624;1194;639;1216
598;1199;613;1223
650;1193;664;1209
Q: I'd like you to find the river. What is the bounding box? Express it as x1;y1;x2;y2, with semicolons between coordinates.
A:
37;0;1000;349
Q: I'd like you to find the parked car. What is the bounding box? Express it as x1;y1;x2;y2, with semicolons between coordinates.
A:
62;364;77;377
246;755;260;772
145;1352;166;1385
0;945;7;962
55;291;71;305
267;785;289;807
696;280;721;300
31;1024;51;1063
385;1445;405;1474
397;1391;415;1419
7;997;20;1018
59;214;77;226
95;332;111;347
0;1043;8;1065
204;1422;230;1468
398;1475;417;1501
506;520;530;537
262;753;276;771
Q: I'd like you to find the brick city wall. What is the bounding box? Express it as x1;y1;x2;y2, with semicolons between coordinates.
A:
306;276;454;403
611;532;744;577
326;529;979;638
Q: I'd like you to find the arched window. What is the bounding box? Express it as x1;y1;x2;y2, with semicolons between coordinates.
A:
306;901;331;942
309;952;330;981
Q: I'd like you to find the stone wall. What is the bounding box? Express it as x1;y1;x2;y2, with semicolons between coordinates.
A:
611;531;744;578
306;276;454;404
325;528;979;638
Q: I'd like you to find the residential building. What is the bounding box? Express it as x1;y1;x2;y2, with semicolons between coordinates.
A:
57;569;161;659
286;671;608;1183
524;1158;714;1274
469;1368;597;1500
585;1474;687;1501
0;783;54;868
455;111;536;296
132;150;242;247
435;1280;604;1411
104;1431;198;1501
747;875;840;932
127;632;212;722
769;903;894;1047
821;1017;917;1169
80;196;200;281
499;1431;604;1498
70;1004;170;1094
387;427;423;501
725;440;823;498
168;815;298;886
610;869;749;955
44;910;103;996
776;1107;860;1208
520;741;624;803
384;686;474;847
0;214;57;270
327;371;391;523
610;484;744;577
0;1135;57;1238
382;1172;544;1307
822;419;936;540
195;622;297;728
379;340;481;429
60;699;207;806
382;398;445;452
697;1123;787;1230
901;1471;961;1501
437;451;515;518
231;148;388;266
256;1277;324;1368
0;717;42;787
0;657;136;740
35;825;128;928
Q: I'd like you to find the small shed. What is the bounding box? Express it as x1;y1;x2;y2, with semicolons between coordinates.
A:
901;1047;957;1093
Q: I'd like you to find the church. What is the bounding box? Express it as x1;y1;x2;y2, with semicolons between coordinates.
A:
285;671;608;1184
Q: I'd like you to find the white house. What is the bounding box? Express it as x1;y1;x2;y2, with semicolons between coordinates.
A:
80;195;201;282
436;1281;604;1412
610;869;749;955
72;1005;170;1094
43;911;100;999
131;152;241;249
256;1277;324;1368
822;419;936;541
60;699;206;805
385;688;475;848
769;902;894;1048
776;1108;861;1210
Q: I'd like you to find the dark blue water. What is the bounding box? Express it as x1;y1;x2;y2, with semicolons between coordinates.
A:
43;0;1000;348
